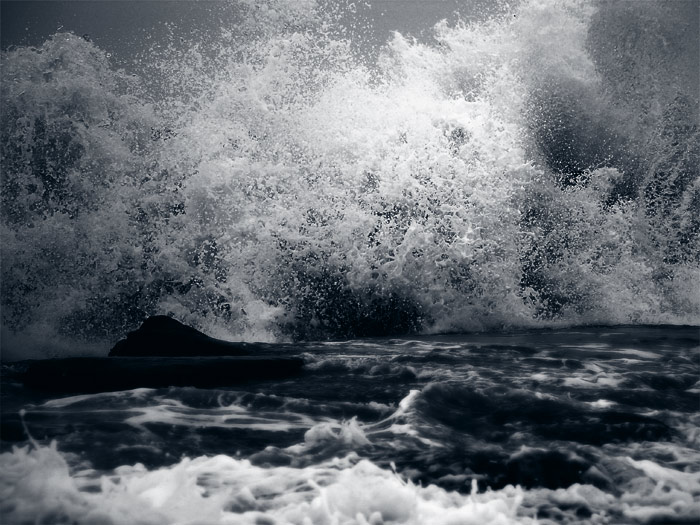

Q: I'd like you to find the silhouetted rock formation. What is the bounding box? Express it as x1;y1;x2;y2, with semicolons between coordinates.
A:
22;356;305;393
109;315;265;357
18;316;306;393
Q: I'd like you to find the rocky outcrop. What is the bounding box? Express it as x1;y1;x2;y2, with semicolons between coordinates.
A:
109;315;266;357
22;356;305;393
19;316;306;393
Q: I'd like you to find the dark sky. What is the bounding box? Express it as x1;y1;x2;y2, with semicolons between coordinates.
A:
1;0;506;65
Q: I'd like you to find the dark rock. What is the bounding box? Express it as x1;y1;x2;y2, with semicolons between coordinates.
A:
22;356;305;393
12;316;308;393
109;315;267;357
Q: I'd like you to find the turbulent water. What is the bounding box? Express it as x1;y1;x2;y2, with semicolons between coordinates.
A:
1;1;699;523
2;326;700;524
1;0;698;357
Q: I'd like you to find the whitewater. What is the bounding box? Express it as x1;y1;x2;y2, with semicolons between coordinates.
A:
1;0;698;354
1;0;698;523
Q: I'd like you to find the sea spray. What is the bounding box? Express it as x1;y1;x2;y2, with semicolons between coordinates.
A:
1;0;698;357
0;441;536;525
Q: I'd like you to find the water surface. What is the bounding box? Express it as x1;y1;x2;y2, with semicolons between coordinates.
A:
2;326;698;524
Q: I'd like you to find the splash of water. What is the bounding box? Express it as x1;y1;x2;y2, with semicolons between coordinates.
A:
0;441;534;525
1;0;698;357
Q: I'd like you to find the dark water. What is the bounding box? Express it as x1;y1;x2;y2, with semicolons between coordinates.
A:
2;326;699;524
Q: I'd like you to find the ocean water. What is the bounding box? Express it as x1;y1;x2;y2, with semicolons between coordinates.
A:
1;0;699;523
2;326;700;524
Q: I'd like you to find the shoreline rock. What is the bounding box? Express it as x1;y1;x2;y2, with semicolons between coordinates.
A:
8;316;308;393
109;315;266;357
22;356;305;393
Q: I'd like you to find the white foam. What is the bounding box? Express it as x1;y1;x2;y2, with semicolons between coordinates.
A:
626;458;700;493
614;348;662;359
4;438;700;525
587;399;615;409
286;417;372;454
124;401;320;432
0;442;533;525
562;373;624;389
40;388;154;409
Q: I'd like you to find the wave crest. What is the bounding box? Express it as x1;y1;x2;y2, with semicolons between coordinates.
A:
1;0;698;355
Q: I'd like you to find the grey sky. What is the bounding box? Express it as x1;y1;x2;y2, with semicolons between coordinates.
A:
1;0;508;66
